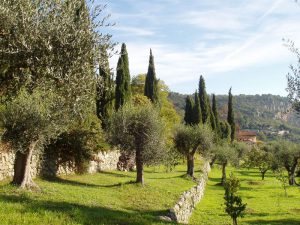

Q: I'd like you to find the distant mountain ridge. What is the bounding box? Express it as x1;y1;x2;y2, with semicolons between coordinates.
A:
168;92;300;142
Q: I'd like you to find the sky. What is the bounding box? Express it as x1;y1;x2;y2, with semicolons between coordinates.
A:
98;0;300;96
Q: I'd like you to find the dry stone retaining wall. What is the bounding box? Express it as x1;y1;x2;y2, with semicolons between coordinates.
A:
168;162;211;224
0;144;121;181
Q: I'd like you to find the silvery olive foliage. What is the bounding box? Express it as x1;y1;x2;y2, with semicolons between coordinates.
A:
109;104;166;166
0;0;115;152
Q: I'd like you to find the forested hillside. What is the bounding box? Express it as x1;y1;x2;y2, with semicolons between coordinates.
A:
168;92;300;141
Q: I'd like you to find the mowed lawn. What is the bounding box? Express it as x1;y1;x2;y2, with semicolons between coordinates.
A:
190;166;300;225
0;161;203;225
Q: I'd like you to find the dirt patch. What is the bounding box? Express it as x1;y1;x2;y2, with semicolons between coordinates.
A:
245;208;256;214
247;180;263;185
290;208;300;213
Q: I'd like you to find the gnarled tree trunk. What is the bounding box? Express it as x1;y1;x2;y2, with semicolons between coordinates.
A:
187;153;194;177
209;156;216;167
12;141;39;189
135;148;144;185
233;217;238;225
260;168;268;180
286;158;299;185
221;161;227;186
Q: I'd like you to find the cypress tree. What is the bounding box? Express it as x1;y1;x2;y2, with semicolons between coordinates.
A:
144;49;159;103
199;75;211;124
115;43;131;110
212;94;220;134
96;48;114;129
121;43;131;100
115;57;124;110
227;88;235;142
184;96;194;125
205;95;216;130
193;91;202;124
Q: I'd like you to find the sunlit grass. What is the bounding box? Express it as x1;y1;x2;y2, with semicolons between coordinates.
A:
0;160;203;225
190;166;300;225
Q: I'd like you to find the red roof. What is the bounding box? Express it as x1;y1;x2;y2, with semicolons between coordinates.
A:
238;130;256;137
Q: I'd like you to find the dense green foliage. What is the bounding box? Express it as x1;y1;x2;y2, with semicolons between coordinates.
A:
184;96;194;125
115;43;131;110
174;124;213;177
109;104;165;184
212;94;220;134
227;88;236;142
144;49;159;103
193;92;202;125
96;48;114;129
224;173;247;225
199;76;211;124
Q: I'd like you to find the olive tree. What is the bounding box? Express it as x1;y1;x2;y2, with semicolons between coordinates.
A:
109;104;165;185
212;142;238;186
244;145;275;180
174;124;213;177
0;0;113;189
271;141;300;185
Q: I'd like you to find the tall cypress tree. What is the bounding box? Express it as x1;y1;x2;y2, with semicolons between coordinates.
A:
115;43;131;110
96;48;114;129
198;75;210;124
227;88;235;142
193;91;202;124
144;49;159;103
212;94;220;134
184;96;194;125
115;57;124;110
206;95;216;130
121;43;131;100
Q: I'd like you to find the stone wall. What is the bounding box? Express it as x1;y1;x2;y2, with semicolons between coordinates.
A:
0;150;14;181
168;162;211;224
0;144;121;181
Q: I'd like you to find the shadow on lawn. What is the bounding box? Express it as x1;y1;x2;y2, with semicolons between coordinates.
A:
44;177;135;188
0;194;175;225
247;219;300;225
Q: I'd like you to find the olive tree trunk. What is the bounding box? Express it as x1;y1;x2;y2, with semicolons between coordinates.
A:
187;153;195;177
233;217;238;225
221;161;227;186
286;159;299;185
135;148;144;185
12;141;39;189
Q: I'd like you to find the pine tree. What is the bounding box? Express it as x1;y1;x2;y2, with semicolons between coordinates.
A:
227;88;235;142
96;48;114;129
144;49;159;103
212;94;220;134
184;96;194;125
193;91;202;124
198;75;210;124
115;43;131;110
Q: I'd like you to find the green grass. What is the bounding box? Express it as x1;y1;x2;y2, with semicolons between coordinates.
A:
189;166;300;225
0;162;203;225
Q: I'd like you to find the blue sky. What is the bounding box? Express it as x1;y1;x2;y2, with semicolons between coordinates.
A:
99;0;300;96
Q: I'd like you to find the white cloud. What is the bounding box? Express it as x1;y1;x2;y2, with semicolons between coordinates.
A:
112;26;155;36
107;0;300;94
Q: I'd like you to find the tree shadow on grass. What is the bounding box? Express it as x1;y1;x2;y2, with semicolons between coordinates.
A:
247;219;300;225
98;171;134;178
208;177;221;183
44;177;135;188
0;194;176;225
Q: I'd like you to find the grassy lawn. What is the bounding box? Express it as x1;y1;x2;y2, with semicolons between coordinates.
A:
190;166;300;225
0;161;203;225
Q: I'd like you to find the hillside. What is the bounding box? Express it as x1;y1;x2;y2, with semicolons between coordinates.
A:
168;92;300;142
